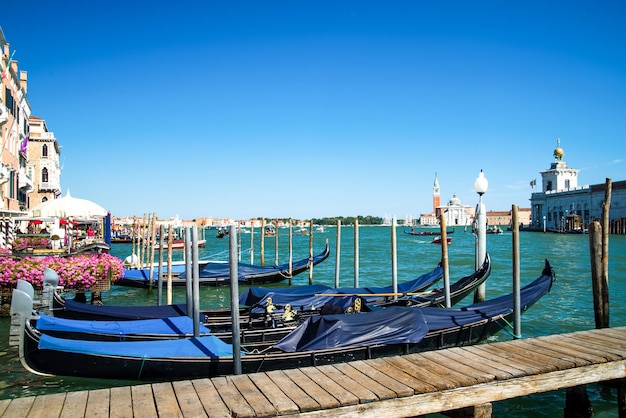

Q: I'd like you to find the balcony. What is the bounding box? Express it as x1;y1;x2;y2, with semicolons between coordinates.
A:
18;172;34;193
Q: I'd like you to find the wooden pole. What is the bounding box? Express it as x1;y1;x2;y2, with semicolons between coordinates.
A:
589;221;607;328
288;220;293;286
391;216;398;299
354;219;359;287
148;213;157;287
439;214;451;308
260;219;265;266
228;225;242;375
308;219;314;285
192;226;200;337
334;219;341;288
167;226;173;305
274;219;279;266
157;224;164;305
512;204;521;338
184;227;192;316
250;223;254;264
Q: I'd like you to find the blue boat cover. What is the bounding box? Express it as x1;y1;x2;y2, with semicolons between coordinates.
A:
62;299;205;321
240;265;443;311
38;334;236;358
273;306;428;352
36;313;211;336
419;269;554;330
273;263;554;353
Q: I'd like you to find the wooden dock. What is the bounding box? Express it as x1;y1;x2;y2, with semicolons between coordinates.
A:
1;326;625;417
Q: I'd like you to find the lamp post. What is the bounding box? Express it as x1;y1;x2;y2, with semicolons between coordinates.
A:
543;215;546;233
473;170;488;303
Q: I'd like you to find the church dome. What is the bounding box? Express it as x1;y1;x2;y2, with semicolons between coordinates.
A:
450;194;461;206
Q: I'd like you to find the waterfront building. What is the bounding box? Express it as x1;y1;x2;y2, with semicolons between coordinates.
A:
486;208;531;227
530;140;626;232
27;116;61;205
0;28;32;216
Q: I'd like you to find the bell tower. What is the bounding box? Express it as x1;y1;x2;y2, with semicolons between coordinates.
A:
433;173;440;213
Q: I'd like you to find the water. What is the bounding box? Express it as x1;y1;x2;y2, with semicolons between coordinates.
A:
0;226;624;416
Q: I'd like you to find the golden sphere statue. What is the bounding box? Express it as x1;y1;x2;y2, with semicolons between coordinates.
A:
554;147;564;159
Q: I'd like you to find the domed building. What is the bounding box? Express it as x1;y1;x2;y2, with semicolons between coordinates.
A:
420;174;473;226
530;140;626;232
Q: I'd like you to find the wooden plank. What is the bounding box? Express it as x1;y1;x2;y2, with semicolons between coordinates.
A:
365;357;440;394
172;380;208;418
131;384;158;418
191;378;232;418
2;397;34;418
332;362;396;400
152;382;183;417
27;393;65;418
85;388;110;418
380;355;455;391
264;370;320;412
230;374;277;417
109;386;132;418
434;347;512;380
521;338;597;366
59;391;88;418
573;333;626;357
296;360;626;418
315;364;379;404
546;335;613;361
479;343;558;373
490;339;578;371
0;399;10;417
212;376;256;418
559;334;624;361
348;360;415;397
462;344;544;375
248;372;300;414
297;366;360;406
421;350;493;385
283;368;341;409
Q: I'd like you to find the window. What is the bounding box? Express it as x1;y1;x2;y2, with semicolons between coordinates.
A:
41;167;49;183
42;144;48;157
546;181;553;191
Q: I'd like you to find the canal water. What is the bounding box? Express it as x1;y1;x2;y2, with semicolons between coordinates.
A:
0;225;624;416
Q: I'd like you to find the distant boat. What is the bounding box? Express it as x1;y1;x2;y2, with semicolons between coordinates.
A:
216;228;229;239
486;226;504;235
264;224;276;236
432;236;452;244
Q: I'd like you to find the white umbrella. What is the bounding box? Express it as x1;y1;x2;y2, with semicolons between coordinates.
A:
30;190;107;218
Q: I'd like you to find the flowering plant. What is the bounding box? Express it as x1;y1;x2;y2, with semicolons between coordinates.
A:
0;254;125;289
13;237;51;250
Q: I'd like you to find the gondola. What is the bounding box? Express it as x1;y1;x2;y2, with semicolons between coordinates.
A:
116;243;330;287
11;259;554;381
50;260;444;321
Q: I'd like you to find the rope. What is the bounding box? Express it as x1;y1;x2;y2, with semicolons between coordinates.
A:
497;316;522;339
137;356;147;379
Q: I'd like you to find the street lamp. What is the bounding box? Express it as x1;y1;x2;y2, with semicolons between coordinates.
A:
473;170;488;302
543;215;546;233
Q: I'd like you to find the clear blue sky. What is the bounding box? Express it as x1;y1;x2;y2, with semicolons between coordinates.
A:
3;1;625;220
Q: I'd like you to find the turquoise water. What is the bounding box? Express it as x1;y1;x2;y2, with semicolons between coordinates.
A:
0;225;624;416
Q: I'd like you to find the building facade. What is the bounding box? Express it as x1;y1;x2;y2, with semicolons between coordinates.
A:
27;116;61;206
420;174;474;226
1;28;32;215
530;141;626;232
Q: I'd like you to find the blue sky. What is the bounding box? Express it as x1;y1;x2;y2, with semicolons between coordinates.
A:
3;1;625;220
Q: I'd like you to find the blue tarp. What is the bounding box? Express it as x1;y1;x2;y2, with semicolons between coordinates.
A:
273;306;429;352
36;313;211;336
240;265;443;312
274;262;554;353
61;299;204;321
38;334;236;358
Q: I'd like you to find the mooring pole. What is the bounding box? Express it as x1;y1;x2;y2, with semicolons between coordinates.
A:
354;219;359;287
335;219;341;288
184;227;192;317
229;225;242;374
512;204;521;338
192;226;200;337
157;224;164;305
391;216;398;299
439;214;451;308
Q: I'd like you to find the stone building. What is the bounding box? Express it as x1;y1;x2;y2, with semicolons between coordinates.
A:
27;116;61;206
420;174;474;226
530;140;626;232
